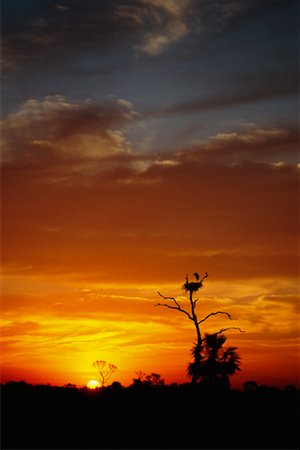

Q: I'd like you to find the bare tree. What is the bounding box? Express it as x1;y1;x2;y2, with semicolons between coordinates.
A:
155;273;244;384
93;360;117;387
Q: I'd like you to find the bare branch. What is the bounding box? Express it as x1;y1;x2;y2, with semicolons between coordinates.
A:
198;311;234;325
199;272;209;284
193;297;200;306
157;292;177;302
202;327;245;340
156;292;193;320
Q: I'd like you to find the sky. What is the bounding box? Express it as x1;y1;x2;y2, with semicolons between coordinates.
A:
1;0;299;389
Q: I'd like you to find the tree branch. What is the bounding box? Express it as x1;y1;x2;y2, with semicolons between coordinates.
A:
193;299;198;307
155;292;193;320
198;311;234;325
199;272;209;284
191;273;208;307
202;327;245;340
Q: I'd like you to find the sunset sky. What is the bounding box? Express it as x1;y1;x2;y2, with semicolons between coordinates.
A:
1;0;299;389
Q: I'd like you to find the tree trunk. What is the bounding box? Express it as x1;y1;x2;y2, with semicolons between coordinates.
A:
189;289;202;384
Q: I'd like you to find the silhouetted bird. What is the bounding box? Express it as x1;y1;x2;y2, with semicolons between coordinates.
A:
194;272;200;280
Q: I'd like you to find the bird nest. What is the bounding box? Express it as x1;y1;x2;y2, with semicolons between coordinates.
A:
183;281;202;293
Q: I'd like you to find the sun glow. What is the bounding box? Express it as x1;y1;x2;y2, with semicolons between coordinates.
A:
87;379;100;389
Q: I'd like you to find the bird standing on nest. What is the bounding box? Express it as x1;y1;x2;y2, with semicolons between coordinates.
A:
183;272;204;293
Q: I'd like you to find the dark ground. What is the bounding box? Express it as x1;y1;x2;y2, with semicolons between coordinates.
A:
1;381;299;449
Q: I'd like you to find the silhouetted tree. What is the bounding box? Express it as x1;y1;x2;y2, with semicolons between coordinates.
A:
93;360;117;387
156;273;244;383
243;380;258;392
188;333;241;388
131;372;164;387
145;373;165;386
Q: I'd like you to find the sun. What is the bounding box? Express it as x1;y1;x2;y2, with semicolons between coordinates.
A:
87;379;100;389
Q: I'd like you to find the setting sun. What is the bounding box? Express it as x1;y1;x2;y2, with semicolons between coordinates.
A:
87;380;100;389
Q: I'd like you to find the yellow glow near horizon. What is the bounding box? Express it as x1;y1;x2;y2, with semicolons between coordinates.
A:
1;271;299;388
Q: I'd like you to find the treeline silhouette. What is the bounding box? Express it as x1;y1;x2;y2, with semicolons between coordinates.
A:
1;379;299;449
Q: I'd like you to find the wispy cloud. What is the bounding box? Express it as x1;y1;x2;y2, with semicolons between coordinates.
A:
132;0;191;56
3;0;289;75
144;70;298;118
184;124;299;164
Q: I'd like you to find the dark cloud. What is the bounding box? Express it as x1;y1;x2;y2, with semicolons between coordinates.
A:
1;1;120;75
2;94;299;180
1;0;192;73
2;0;293;74
181;125;300;164
1;95;136;168
191;0;292;35
145;69;298;118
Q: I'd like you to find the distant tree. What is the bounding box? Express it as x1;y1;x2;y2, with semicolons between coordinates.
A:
145;373;165;386
93;360;117;387
284;384;297;392
243;380;258;392
135;371;146;381
105;381;124;394
188;333;241;388
110;381;123;390
156;273;244;384
131;372;164;387
64;383;77;389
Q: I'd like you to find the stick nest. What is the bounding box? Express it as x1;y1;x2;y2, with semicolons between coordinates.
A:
183;281;202;293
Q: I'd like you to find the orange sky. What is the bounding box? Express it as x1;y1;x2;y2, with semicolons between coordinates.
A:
1;111;299;388
1;1;299;389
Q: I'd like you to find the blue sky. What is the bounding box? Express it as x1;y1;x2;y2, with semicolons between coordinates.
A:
2;0;298;153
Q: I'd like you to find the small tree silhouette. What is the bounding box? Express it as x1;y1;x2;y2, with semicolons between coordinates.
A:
155;272;244;384
131;372;165;388
188;333;241;388
145;373;165;386
243;380;258;392
93;360;117;387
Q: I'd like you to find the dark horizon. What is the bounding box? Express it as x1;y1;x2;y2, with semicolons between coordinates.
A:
2;378;299;449
3;378;299;389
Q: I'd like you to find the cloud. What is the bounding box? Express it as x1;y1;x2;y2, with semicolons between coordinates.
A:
145;69;298;117
1;273;298;387
2;116;298;285
184;125;299;164
1;321;41;337
2;95;298;176
2;0;192;75
1;95;136;173
56;4;70;12
131;0;191;56
1;93;298;286
2;0;295;85
190;0;292;36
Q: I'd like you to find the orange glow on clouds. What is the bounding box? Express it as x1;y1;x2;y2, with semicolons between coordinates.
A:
1;96;299;389
1;271;299;388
